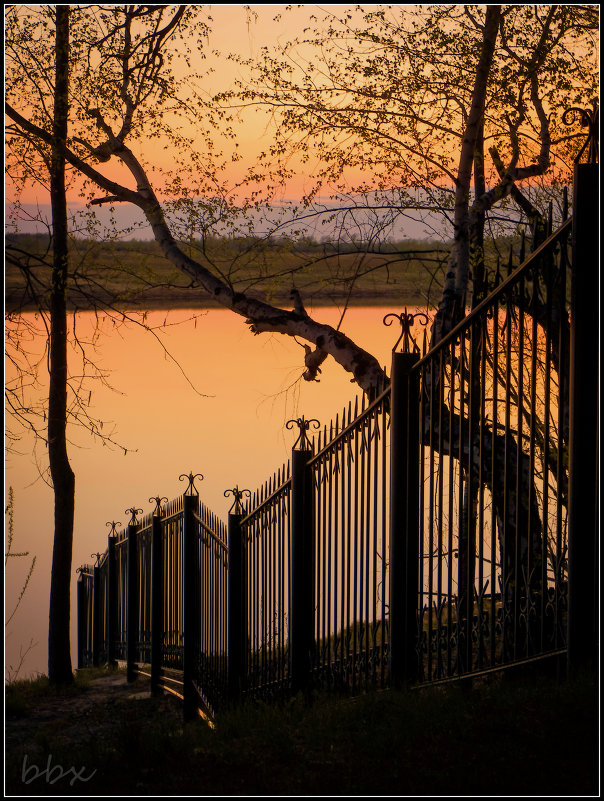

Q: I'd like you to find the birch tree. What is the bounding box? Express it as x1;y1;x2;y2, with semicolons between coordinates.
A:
6;4;598;386
210;5;596;622
5;5;598;671
221;4;596;332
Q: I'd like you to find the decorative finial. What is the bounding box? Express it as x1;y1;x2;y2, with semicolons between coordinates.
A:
149;495;168;516
125;506;143;525
383;309;429;353
179;471;204;496
285;416;320;450
90;552;102;566
224;486;251;514
106;521;120;537
562;100;599;164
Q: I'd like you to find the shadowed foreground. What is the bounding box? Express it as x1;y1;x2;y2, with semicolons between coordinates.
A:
5;667;598;796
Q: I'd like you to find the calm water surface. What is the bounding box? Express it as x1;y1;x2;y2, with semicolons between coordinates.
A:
6;305;415;678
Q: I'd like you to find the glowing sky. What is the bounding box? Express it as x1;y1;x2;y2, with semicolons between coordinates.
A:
7;4;377;208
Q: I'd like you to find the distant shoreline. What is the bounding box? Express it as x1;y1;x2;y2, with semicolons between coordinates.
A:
5;233;444;313
6;287;428;315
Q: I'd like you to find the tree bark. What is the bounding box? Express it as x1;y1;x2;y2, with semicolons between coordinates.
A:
432;5;502;344
48;5;75;685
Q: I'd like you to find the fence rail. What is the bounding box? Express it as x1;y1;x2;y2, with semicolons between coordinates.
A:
78;146;597;719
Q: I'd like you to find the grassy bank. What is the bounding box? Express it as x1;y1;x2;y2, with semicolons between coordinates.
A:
5;667;599;796
6;234;454;311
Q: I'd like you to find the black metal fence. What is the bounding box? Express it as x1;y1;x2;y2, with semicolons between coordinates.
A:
77;135;598;718
238;465;292;698
407;216;572;684
309;390;391;693
78;485;229;717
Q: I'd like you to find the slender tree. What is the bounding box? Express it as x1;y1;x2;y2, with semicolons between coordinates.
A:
46;4;75;684
5;6;597;669
5;5;203;681
222;5;596;330
208;6;595;609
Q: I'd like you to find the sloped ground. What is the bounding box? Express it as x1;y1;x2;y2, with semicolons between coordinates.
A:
5;671;182;795
5;672;176;752
5;668;599;796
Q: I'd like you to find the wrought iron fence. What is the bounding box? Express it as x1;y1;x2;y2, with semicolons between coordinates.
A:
309;390;391;693
77;135;597;717
160;495;184;670
77;480;229;717
194;497;229;712
76;220;573;714
114;526;128;661
239;465;292;699
76;566;94;668
406;213;572;683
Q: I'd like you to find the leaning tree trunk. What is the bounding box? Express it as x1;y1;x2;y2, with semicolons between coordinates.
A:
48;5;75;685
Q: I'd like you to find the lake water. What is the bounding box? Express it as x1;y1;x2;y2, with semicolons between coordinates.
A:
5;305;409;679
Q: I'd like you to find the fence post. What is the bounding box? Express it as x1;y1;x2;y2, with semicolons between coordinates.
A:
183;490;201;720
77;572;86;669
150;501;165;696
289;417;317;695
126;512;140;683
106;531;117;667
92;560;101;668
227;509;246;701
389;349;420;687
568;112;599;676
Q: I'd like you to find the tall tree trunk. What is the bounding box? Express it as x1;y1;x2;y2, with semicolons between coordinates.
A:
48;5;75;685
457;118;487;669
433;5;501;343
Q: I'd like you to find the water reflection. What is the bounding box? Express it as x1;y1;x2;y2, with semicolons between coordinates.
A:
5;306;404;678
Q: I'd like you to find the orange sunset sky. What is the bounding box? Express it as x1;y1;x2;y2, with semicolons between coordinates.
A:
7;4;378;210
8;3;592;221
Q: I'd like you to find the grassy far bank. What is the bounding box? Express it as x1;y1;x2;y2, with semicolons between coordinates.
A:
5;232;516;312
4;666;599;796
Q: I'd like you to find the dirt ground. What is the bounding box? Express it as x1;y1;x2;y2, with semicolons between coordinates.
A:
5;672;184;795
